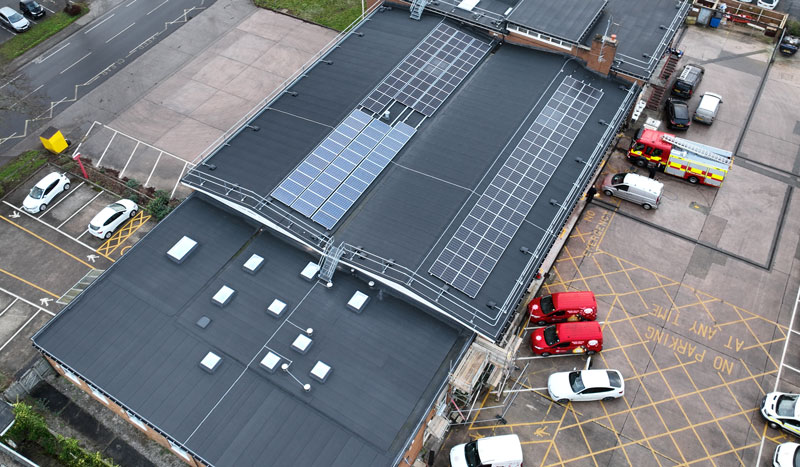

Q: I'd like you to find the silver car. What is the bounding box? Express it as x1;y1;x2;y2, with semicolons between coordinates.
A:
601;173;663;210
0;6;29;32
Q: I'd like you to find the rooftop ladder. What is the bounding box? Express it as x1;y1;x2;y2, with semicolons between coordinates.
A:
409;0;428;20
319;242;346;283
661;134;732;166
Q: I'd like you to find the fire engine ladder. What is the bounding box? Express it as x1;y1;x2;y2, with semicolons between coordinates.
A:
409;0;428;20
660;134;732;166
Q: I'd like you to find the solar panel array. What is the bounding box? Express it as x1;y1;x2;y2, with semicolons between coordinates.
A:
362;23;491;117
272;110;373;206
312;122;416;230
429;76;603;298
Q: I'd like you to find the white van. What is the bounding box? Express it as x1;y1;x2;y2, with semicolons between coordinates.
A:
693;92;723;124
601;173;663;210
450;434;523;467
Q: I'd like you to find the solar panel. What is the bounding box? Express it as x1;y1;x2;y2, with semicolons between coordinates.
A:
429;76;603;298
312;122;417;230
272;110;372;206
362;23;491;117
291;118;391;216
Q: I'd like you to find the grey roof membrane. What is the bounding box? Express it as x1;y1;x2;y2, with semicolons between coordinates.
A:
184;8;633;339
34;195;467;466
507;0;607;43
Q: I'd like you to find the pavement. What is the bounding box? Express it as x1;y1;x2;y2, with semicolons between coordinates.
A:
437;23;800;467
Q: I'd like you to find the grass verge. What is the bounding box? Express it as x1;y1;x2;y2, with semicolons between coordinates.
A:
0;4;88;63
0;149;49;197
253;0;361;31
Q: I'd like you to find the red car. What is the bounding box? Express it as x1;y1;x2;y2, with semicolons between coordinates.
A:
530;321;603;356
528;291;597;326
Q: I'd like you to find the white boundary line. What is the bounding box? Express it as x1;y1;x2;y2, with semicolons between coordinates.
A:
38;181;85;217
119;141;140;178
147;0;168;15
0;298;18;318
782;364;800;376
10;85;43;110
106;22;135;44
145;152;163;187
60;52;92;75
171;162;188;198
96;132;117;165
98;124;185;162
83;14;114;34
2;200;97;251
756;283;800;462
0;285;54;316
57;192;103;229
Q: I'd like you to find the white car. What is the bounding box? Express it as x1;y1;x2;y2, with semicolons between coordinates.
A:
22;172;70;213
548;369;624;403
88;199;138;239
450;434;523;467
762;392;800;437
758;0;779;10
775;442;800;467
0;6;29;32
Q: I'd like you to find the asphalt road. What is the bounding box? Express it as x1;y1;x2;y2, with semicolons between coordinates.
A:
0;0;212;155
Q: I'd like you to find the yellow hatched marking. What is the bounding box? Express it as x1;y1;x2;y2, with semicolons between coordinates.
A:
96;210;150;257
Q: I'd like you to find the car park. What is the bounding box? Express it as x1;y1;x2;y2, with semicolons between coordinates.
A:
528;290;597;325
601;172;663;210
88;199;138;239
761;392;800;437
774;442;800;467
19;0;44;19
450;434;523;467
22;172;70;213
671;64;704;99
547;369;624;403
0;6;29;32
530;321;603;356
665;98;691;130
693;92;723;124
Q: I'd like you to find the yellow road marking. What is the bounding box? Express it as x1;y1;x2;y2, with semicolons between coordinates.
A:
96;210;150;257
0;215;93;268
0;268;59;298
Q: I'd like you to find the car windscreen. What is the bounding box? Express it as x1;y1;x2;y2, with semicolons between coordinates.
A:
109;203;126;212
607;371;622;388
543;325;559;346
674;81;691;91
8;12;23;22
464;441;481;467
569;372;585;393
611;173;626;184
540;296;554;314
776;395;798;417
29;186;44;199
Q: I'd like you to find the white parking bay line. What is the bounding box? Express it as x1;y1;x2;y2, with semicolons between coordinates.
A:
171;161;189;198
2;200;97;252
57;192;103;229
0;310;41;353
0;285;54;317
145;152;163;187
96;132;117;165
38;181;85;217
83;14;114;34
106;23;135;44
0;298;18;318
60;52;92;75
119;141;140;179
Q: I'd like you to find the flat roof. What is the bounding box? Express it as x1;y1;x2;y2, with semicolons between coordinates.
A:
507;0;607;44
184;8;635;339
34;195;467;466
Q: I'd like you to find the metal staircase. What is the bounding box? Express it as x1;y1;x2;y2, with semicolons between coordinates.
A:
409;0;428;20
661;134;733;165
659;53;680;81
319;242;346;282
645;84;666;110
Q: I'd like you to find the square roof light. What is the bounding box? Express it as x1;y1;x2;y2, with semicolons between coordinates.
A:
292;334;313;354
243;254;265;274
347;291;370;313
300;262;320;281
267;299;287;318
310;361;331;383
212;285;235;307
200;352;221;373
196;316;211;329
260;352;281;373
167;236;198;264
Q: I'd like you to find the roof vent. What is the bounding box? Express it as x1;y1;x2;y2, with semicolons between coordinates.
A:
347;290;369;313
310;361;332;383
167;236;197;264
266;299;287;318
300;262;320;281
212;285;235;307
291;334;313;354
260;351;282;373
200;352;221;373
196;316;211;329
243;254;265;274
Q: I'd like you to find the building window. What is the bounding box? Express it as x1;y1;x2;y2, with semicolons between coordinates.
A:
508;25;573;51
169;440;191;461
89;386;108;405
126;411;147;432
62;368;82;386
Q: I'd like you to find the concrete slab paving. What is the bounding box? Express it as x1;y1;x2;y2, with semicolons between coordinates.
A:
121;145;162;185
153;118;222;162
188;89;254;132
